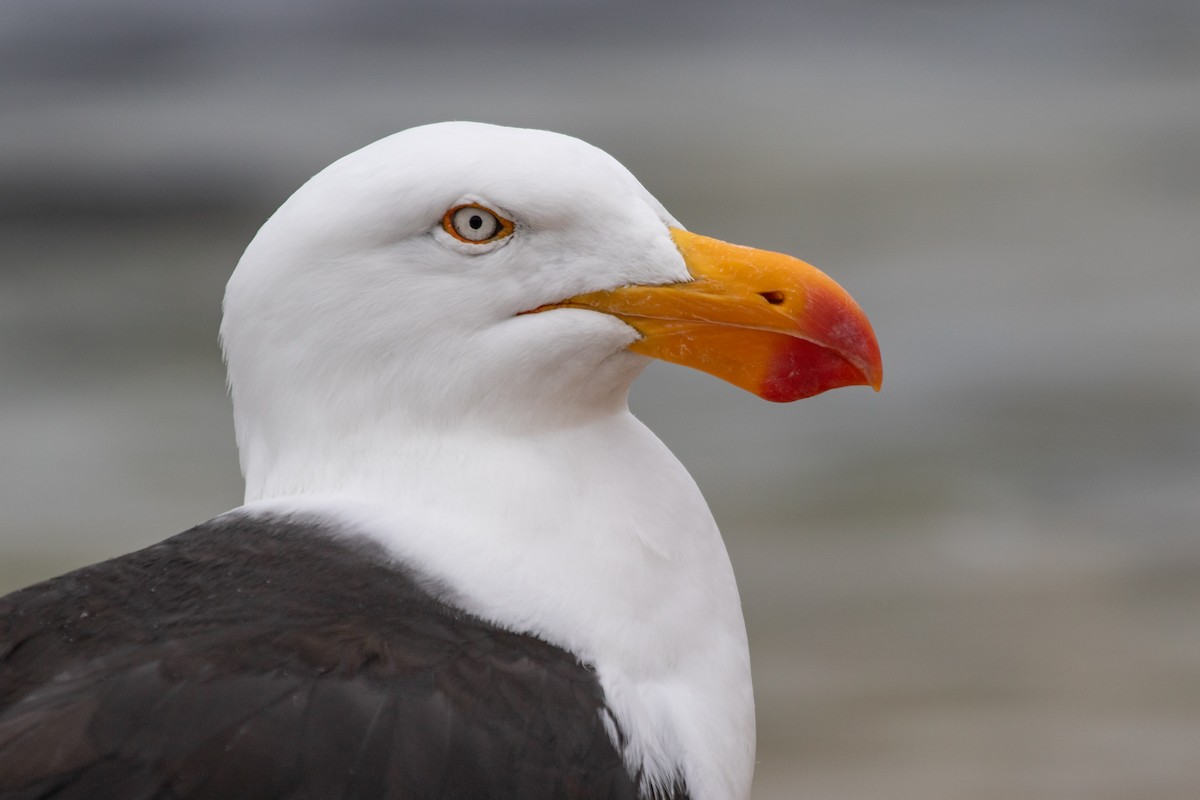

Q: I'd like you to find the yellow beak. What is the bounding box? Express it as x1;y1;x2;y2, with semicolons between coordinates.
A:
540;228;882;402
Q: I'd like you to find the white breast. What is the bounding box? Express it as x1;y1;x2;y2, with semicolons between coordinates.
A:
242;409;755;800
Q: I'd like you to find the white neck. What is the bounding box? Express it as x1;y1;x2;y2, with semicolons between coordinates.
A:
240;401;755;800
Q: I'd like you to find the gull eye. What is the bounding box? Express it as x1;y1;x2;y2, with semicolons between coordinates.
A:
442;204;514;244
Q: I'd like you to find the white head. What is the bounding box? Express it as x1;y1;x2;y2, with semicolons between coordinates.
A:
223;122;880;501
223;123;694;497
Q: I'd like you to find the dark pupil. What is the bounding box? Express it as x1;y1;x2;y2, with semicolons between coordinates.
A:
469;214;484;230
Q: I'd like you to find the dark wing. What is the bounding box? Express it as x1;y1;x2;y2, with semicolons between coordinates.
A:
0;516;641;800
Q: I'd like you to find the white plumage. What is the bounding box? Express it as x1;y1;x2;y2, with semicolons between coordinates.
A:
220;121;880;800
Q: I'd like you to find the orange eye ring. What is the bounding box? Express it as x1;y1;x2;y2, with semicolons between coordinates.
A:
441;204;515;244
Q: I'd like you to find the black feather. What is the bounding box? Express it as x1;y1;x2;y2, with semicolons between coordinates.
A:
0;515;683;800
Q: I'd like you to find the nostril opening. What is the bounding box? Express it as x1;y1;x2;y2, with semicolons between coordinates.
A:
760;291;786;306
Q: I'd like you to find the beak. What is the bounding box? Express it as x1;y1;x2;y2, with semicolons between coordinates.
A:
541;229;882;402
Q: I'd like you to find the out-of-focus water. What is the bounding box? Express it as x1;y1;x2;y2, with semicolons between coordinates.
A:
2;2;1199;798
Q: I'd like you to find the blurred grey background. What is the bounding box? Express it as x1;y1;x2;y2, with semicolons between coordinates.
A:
2;1;1198;798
